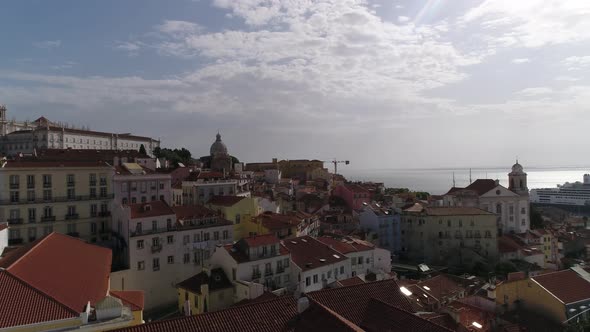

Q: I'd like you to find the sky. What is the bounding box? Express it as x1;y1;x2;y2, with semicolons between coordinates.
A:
1;0;590;170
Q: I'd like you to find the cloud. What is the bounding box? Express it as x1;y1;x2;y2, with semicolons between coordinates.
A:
50;61;77;70
511;58;529;64
563;56;590;71
398;16;410;23
33;40;61;49
515;87;553;97
461;1;590;48
555;76;580;82
156;20;201;36
115;41;143;56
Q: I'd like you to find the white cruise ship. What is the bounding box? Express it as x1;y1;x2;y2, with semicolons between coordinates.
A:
530;174;590;206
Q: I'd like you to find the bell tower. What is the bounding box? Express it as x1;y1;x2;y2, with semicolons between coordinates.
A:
508;159;528;196
0;104;7;136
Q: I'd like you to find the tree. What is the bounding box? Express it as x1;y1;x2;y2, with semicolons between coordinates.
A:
494;261;517;278
530;205;545;229
139;144;147;155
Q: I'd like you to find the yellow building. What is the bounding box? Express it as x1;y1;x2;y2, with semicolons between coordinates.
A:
496;268;590;325
246;212;300;239
1;160;113;245
207;196;259;240
177;268;234;315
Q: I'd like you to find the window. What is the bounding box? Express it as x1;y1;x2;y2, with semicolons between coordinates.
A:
184;253;190;264
99;174;107;186
194;233;200;242
306;277;311;287
90;222;97;234
204;233;210;241
27;190;35;202
152;220;157;231
214;231;219;241
159;182;165;190
151;195;156;202
167;256;174;264
43;174;52;187
313;274;318;284
9;175;19;188
521;207;526;214
67;188;75;200
358;257;363;265
153;258;160;271
223;230;229;240
183;235;190;245
10;191;19;203
284;258;290;267
90;174;97;186
27;175;35;188
137;261;145;270
90;187;97;198
67;205;76;216
28;208;36;223
152;237;160;246
235;214;241;224
100;187;107;198
167;235;174;244
327;270;332;279
90;204;98;217
141;196;147;203
122;183;128;192
340;266;344;274
137;240;144;249
66;174;75;186
352;257;357;266
496;204;502;214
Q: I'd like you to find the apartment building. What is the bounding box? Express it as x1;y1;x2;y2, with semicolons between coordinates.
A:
210;234;292;291
182;171;240;205
110;201;233;309
0;159;113;245
400;204;498;265
113;162;172;207
359;203;401;254
316;236;391;277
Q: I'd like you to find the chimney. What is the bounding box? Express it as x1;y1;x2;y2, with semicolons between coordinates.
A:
297;297;310;314
495;179;499;186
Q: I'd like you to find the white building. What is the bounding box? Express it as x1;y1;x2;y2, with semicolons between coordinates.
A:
282;236;351;294
110;201;233;309
443;162;530;234
181;171;240;205
0;108;160;156
264;169;281;185
112;162;172;207
210;234;292;291
316;236;391;277
0;223;7;255
359;203;400;254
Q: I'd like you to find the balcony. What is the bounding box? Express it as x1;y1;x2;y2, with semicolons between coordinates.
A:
151;244;162;253
276;267;285;274
8;238;23;245
67;232;80;238
10;183;19;189
8;218;23;225
41;216;56;222
65;213;79;220
252;271;261;279
0;194;115;206
264;269;273;277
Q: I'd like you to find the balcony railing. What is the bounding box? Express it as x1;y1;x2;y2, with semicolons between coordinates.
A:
8;218;23;224
10;183;19;189
151;244;162;253
0;194;115;206
264;269;273;276
41;216;56;222
276;267;285;273
252;271;261;279
65;213;79;220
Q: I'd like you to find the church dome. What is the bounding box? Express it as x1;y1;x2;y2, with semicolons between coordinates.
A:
210;133;228;156
511;161;524;173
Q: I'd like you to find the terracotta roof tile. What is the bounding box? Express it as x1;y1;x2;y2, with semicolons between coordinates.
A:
337;276;366;287
110;290;145;311
465;179;499;196
207;195;246;206
417;275;465;302
0;222;7;231
171;205;217;220
0;270;79;328
129;201;175;219
282;236;347;271
224;243;289;264
0;232;112;312
317;236;374;254
360;298;453;332
343;184;370;193
176;268;232;294
532;269;590;304
243;234;280;248
254;212;302;231
306;279;415;324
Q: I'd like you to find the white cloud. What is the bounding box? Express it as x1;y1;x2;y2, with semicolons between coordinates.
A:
555;76;580;82
115;42;143;56
33;40;61;49
515;87;553;97
461;0;590;48
156;20;201;36
50;61;77;70
563;56;590;71
511;58;529;64
398;16;410;23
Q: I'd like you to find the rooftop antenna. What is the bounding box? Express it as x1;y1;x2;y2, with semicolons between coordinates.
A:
469;168;472;184
453;172;456;187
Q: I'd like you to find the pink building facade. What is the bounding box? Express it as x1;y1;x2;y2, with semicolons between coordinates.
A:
333;184;370;210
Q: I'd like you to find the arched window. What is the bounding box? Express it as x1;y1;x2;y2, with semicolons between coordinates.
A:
496;204;502;214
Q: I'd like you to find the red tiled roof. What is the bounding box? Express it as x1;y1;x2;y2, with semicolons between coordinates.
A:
3;160;111;168
444;187;465;195
0;223;7;231
232;291;278;307
110;290;145;311
208;195;245;207
360;298;453;332
172;205;217;220
243;234;280;248
306;279;415;324
129;201;175;219
282;236;347;271
343;184;370;193
0;270;79;329
532;269;590;304
417;275;464;302
254;212;301;231
0;232;112;312
176;268;232;294
317;236;374;254
337;276;366;287
465;179;499;196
